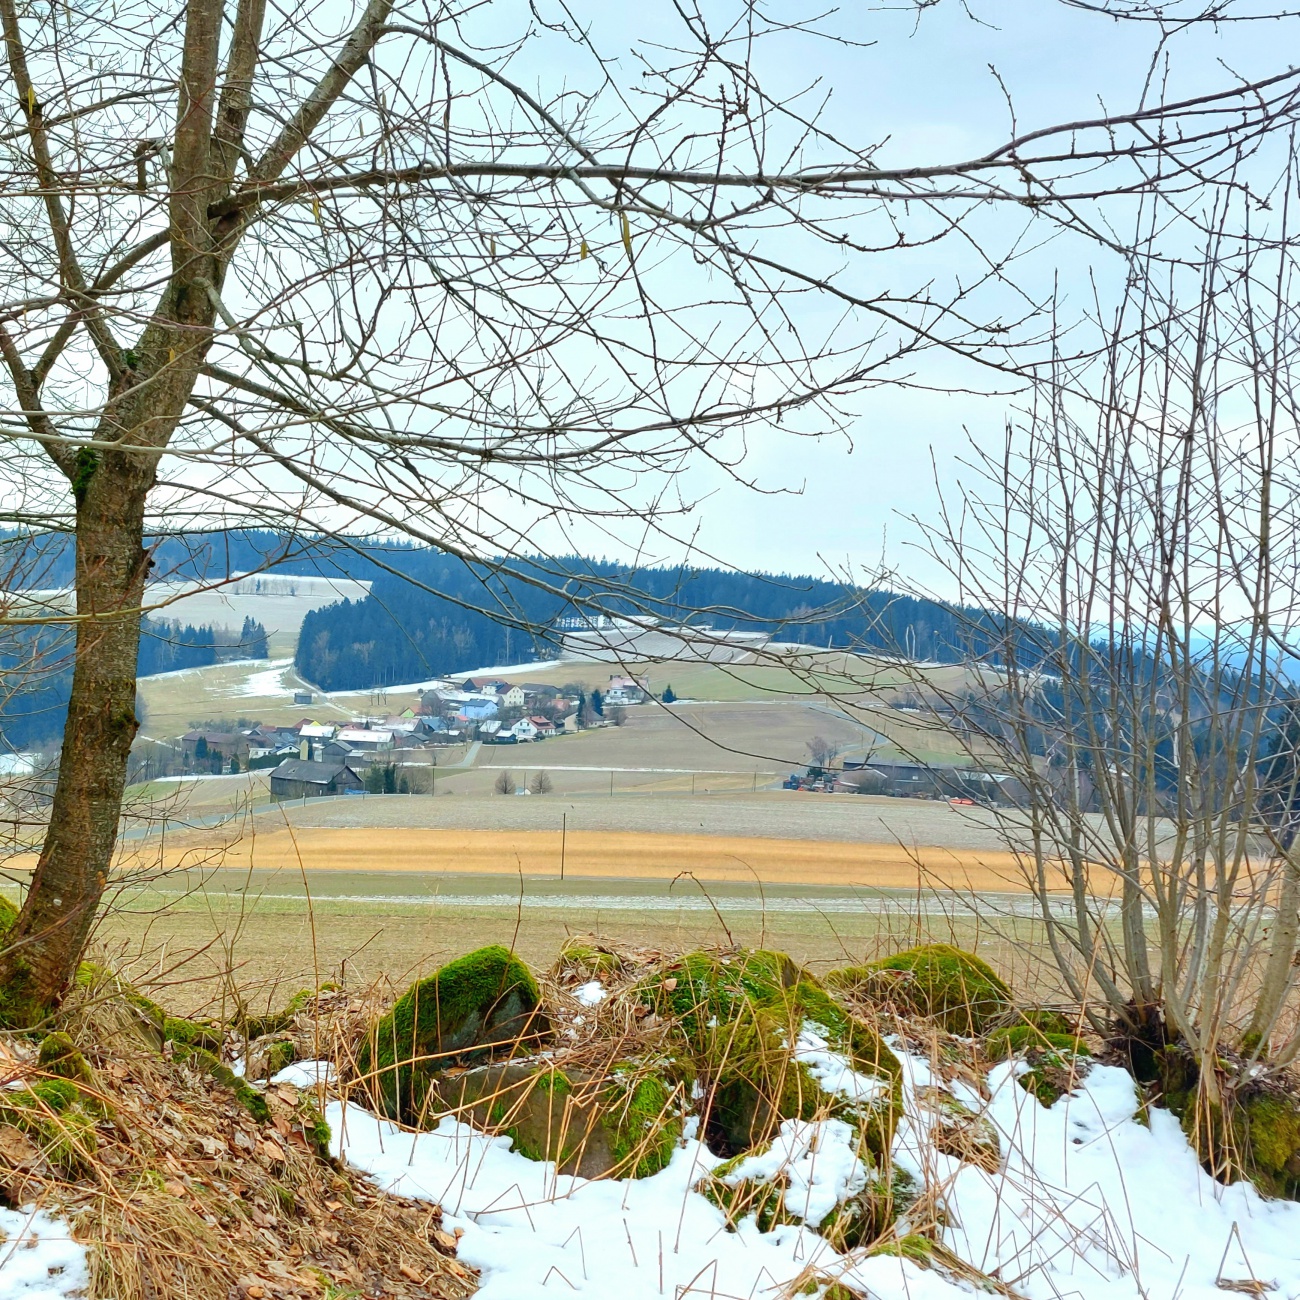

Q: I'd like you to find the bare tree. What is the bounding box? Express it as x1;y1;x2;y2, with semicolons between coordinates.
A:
494;771;513;796
896;157;1300;1179
529;771;553;795
806;735;840;771
1;0;1298;1020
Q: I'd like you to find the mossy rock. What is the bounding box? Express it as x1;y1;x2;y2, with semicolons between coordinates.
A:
431;1057;680;1178
1233;1090;1300;1197
640;950;901;1159
0;1078;99;1172
986;1024;1089;1061
357;945;548;1121
1017;1045;1092;1107
557;938;624;979
0;894;17;938
241;982;341;1039
913;1085;1000;1170
826;944;1012;1035
1160;1048;1300;1199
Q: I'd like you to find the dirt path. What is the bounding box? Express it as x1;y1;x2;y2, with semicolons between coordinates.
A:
118;825;1052;891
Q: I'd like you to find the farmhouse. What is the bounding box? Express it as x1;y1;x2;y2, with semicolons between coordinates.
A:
180;730;248;764
335;727;394;752
269;759;364;801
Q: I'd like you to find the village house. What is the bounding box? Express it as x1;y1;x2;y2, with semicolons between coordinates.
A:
269;759;364;801
528;715;557;737
604;674;649;705
335;727;394;752
510;719;538;742
181;730;248;764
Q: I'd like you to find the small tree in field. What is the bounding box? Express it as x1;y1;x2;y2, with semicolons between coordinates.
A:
494;771;514;796
530;771;553;795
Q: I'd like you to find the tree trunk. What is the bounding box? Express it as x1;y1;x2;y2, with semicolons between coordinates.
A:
0;451;153;1025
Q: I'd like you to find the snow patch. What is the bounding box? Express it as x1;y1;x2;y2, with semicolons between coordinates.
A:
721;1117;867;1226
794;1022;890;1108
573;981;607;1007
0;1207;88;1300
270;1060;336;1089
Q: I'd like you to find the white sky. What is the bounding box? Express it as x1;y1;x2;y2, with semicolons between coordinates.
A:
540;1;1287;586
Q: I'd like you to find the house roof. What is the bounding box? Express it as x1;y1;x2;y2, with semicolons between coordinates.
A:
337;727;393;744
270;759;360;785
298;723;335;738
181;730;240;744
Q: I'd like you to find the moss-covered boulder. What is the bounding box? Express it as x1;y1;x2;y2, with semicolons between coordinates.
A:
1159;1047;1300;1198
0;894;17;938
432;1057;681;1178
73;961;222;1052
986;1024;1089;1061
826;944;1012;1035
640;950;901;1158
358;945;549;1121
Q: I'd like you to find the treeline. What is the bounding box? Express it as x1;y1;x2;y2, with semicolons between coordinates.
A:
0;616;269;750
0;527;412;590
138;616;269;674
294;551;1002;691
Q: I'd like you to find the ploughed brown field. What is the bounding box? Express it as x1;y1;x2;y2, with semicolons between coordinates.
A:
113;824;1048;892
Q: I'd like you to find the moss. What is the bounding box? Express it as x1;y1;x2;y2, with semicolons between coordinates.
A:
641;950;901;1158
827;944;1012;1035
176;1045;271;1124
558;938;623;978
869;1233;934;1265
1018;1047;1091;1106
358;945;547;1121
0;1078;99;1171
37;1031;95;1087
302;1103;332;1162
74;962;221;1051
0;893;17;938
986;1025;1090;1060
242;982;341;1038
604;1069;680;1178
264;1038;297;1079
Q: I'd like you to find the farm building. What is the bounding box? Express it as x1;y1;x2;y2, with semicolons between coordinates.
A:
269;759;364;801
181;730;248;764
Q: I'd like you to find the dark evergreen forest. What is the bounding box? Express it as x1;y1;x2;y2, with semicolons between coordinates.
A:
293;551;995;691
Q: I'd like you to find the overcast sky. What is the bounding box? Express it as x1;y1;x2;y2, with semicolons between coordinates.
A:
545;1;1288;589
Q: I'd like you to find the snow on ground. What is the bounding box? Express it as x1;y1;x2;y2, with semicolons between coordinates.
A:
573;981;608;1007
0;1207;87;1300
324;1052;1300;1300
232;658;296;697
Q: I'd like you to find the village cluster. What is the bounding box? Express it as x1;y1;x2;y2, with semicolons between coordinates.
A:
173;673;652;800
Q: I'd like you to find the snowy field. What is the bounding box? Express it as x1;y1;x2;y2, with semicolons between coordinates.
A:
317;1049;1300;1300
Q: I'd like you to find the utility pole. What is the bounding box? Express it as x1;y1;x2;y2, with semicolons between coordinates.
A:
560;812;567;881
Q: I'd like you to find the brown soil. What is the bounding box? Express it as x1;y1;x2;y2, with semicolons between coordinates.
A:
125;826;1050;892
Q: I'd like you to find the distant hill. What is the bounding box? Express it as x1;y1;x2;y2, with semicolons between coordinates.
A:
292;551;988;692
0;529;999;743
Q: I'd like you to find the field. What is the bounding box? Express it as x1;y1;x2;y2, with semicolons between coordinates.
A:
76;647;1034;1009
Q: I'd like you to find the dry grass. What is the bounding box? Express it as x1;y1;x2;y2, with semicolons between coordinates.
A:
0;976;476;1300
